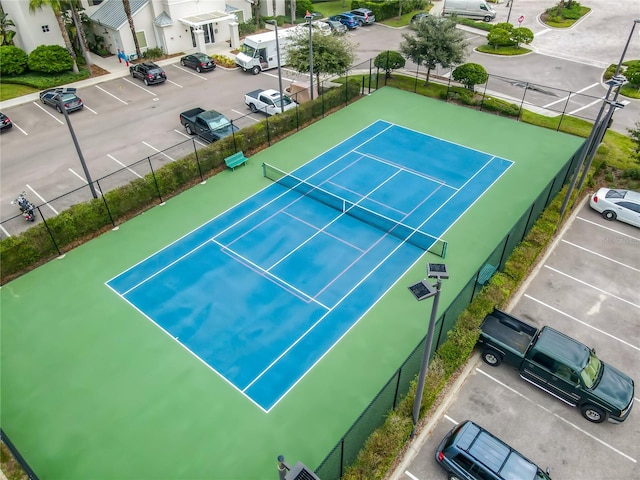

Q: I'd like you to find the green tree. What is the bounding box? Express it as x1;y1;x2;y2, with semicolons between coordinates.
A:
452;63;488;91
0;45;28;74
374;50;406;78
64;0;92;72
0;5;17;45
29;0;79;73
400;15;467;84
624;64;640;86
487;27;513;49
123;0;142;60
28;44;73;73
512;27;534;48
285;30;356;94
628;121;640;161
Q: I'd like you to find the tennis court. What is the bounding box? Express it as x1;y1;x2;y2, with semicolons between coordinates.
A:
1;88;583;479
106;120;512;411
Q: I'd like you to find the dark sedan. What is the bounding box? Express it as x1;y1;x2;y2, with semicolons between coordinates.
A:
39;88;84;113
0;112;12;131
180;52;216;73
129;62;167;85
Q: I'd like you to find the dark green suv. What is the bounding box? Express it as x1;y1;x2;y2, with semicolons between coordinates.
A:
436;420;551;480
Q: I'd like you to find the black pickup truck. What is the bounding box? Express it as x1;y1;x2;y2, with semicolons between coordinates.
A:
477;308;634;423
179;108;238;143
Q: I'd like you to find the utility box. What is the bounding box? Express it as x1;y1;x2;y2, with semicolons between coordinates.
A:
285;81;317;103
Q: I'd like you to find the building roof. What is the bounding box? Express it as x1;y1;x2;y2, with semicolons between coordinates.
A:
154;11;173;28
90;0;149;30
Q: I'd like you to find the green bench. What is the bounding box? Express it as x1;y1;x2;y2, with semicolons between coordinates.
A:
477;263;498;285
224;151;248;171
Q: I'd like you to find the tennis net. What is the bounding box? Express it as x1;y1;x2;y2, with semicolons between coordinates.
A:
263;163;447;258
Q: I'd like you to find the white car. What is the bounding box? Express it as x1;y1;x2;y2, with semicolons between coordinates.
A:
589;188;640;228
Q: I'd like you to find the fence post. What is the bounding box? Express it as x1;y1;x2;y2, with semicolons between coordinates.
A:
95;180;115;227
38;206;62;257
147;158;164;205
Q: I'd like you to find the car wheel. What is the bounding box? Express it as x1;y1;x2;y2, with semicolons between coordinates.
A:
358;20;364;26
185;124;193;135
581;404;606;423
448;474;462;480
602;210;617;221
180;60;186;66
131;71;135;78
196;66;202;73
56;105;62;113
483;16;492;22
251;65;261;75
144;78;149;86
482;349;503;367
249;103;258;113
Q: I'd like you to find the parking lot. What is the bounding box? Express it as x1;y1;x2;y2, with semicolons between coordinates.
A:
393;198;640;479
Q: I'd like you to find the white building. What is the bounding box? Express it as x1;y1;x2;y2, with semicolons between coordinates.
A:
1;0;289;58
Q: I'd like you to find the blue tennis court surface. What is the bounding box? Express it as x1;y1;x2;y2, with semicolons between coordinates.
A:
107;120;512;411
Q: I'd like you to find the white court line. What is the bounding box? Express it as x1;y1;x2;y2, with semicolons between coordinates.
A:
561;239;640;273
477;368;636;463
95;85;128;105
142;141;175;161
26;184;58;215
543;264;640;309
31;102;64;124
173;129;207;146
107;154;143;178
524;294;640;351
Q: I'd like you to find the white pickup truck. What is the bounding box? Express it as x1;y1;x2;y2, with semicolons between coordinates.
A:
244;89;297;115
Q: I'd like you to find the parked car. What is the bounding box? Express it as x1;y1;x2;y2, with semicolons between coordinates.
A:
350;8;375;25
309;20;332;36
129;62;167;85
180;52;216;72
326;19;347;35
0;112;12;131
410;12;430;24
39;88;84;113
179;107;238;143
329;13;359;30
589;187;640;227
436;420;552;480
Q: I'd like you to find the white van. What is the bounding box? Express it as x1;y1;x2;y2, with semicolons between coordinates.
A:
442;0;497;22
235;27;297;74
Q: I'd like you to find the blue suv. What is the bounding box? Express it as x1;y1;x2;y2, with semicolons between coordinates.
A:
329;13;359;30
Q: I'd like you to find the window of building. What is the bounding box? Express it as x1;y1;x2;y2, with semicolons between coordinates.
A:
41;25;50;33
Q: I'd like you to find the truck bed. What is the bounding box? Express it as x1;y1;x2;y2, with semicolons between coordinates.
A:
480;309;538;356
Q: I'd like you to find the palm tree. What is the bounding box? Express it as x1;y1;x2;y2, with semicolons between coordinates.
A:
65;0;92;73
123;0;142;60
29;0;79;73
0;5;17;45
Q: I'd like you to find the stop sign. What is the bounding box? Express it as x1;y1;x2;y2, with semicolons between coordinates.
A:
518;15;524;25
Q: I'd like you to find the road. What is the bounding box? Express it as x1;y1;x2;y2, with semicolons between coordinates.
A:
1;0;638;235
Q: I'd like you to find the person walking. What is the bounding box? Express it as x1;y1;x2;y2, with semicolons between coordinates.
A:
117;48;129;67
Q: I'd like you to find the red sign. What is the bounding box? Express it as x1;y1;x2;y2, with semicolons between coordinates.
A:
518;15;524;25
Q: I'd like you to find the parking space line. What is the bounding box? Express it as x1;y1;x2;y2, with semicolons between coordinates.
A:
26;184;58;215
173;129;207;146
166;79;183;88
543;265;640;309
568;98;603;116
107;154;143;179
84;105;98;115
142;141;175;161
577;215;640;241
0;225;11;237
477;368;636;463
68;168;103;195
12;122;28;135
403;470;420;480
444;415;459;425
122;77;157;95
172;65;207;79
543;83;600;108
524;295;640;351
95;85;128;105
31;102;64;124
561;239;640;273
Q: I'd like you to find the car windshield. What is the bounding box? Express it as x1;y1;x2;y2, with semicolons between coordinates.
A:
61;93;77;102
194;54;209;61
207;116;231;131
240;44;257;57
272;95;293;107
580;351;601;388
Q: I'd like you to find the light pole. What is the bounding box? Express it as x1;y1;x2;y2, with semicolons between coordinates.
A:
408;263;449;438
267;20;285;113
56;89;98;199
506;0;514;24
305;11;314;100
